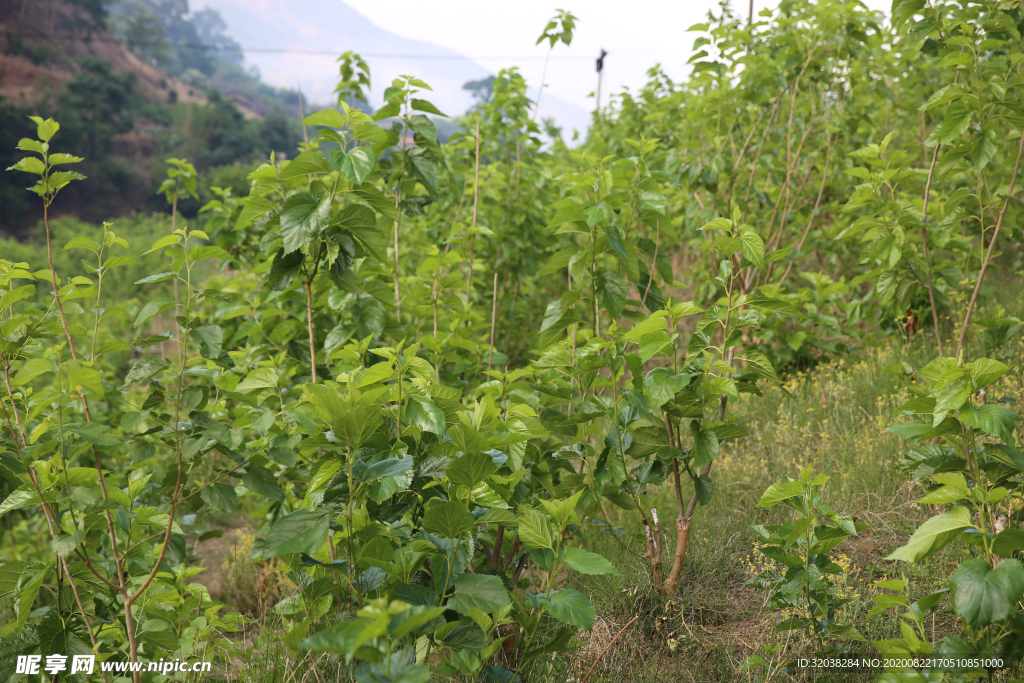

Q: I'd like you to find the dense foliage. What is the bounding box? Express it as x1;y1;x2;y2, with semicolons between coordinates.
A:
2;0;1024;681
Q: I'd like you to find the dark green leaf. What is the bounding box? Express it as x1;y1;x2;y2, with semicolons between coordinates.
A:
281;193;333;254
596;270;628;319
949;558;1024;628
539;589;595;629
422;499;475;539
446;451;497;488
448;574;511;614
254;510;330;559
562;547;619;575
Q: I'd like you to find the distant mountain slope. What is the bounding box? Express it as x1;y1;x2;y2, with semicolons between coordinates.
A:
0;0;221;111
193;0;590;132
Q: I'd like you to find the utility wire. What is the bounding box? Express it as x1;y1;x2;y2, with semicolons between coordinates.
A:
11;29;594;61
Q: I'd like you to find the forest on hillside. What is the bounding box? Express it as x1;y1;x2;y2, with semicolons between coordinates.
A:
0;0;305;234
2;1;1024;682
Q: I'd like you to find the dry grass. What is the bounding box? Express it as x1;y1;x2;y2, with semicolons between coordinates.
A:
563;296;1024;682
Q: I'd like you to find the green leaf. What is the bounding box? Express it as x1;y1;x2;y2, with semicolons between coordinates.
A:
745;292;803;317
254;510;330;559
479;509;518;526
71;422;122;447
189;245;234;262
0;560;27;599
405;394;446;435
694;473;713;505
14;564;49;632
352;123;388;145
992;529;1024;557
693;428;719;467
278;150;330;180
134;297;176;328
937;100;972;145
831;624;866;642
411;99;446;116
517;508;556;550
281;193;333;254
236;368;279;393
540;589;595;629
422;499;475;539
917;485;967;505
562;547;620;575
886;507;973;563
300;616;379;656
15;138;44;154
7;157;45;175
933;376;972;423
949;558;1024;628
596;270;629;320
756;481;803;508
622;311;669;342
919;82;967;111
644;368;687;410
352;182;399;222
969;358;1010;389
302;109;347;129
357;458;409;484
406;114;437;144
65;361;103;398
0;284;33;309
63;237;99;251
407;146;439;194
389;605;446;641
448;574;511;614
960;404;1016;444
13;357;53;385
123;356;169;385
200;483;237;512
33;117;59;142
446;451;497;487
0;486;37;516
195;325;224;359
236;196;275;230
242;466;283;502
738;655;766;673
134;272;177;285
331;147;377;185
737;230;764;269
699;217;732;232
339;204;387;263
743;351;778;383
51;531;84;559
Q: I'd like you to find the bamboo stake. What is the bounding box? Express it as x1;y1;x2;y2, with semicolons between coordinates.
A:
466;122;481;300
488;271;499;370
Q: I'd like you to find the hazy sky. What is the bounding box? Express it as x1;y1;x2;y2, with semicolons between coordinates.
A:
342;0;890;113
193;0;892;131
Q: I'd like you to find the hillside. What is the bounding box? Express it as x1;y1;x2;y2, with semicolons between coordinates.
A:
0;0;303;237
1;0;232;111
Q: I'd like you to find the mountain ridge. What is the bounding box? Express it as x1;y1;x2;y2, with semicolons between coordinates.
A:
193;0;590;132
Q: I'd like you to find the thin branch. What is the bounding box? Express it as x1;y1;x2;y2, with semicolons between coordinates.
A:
955;132;1024;358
